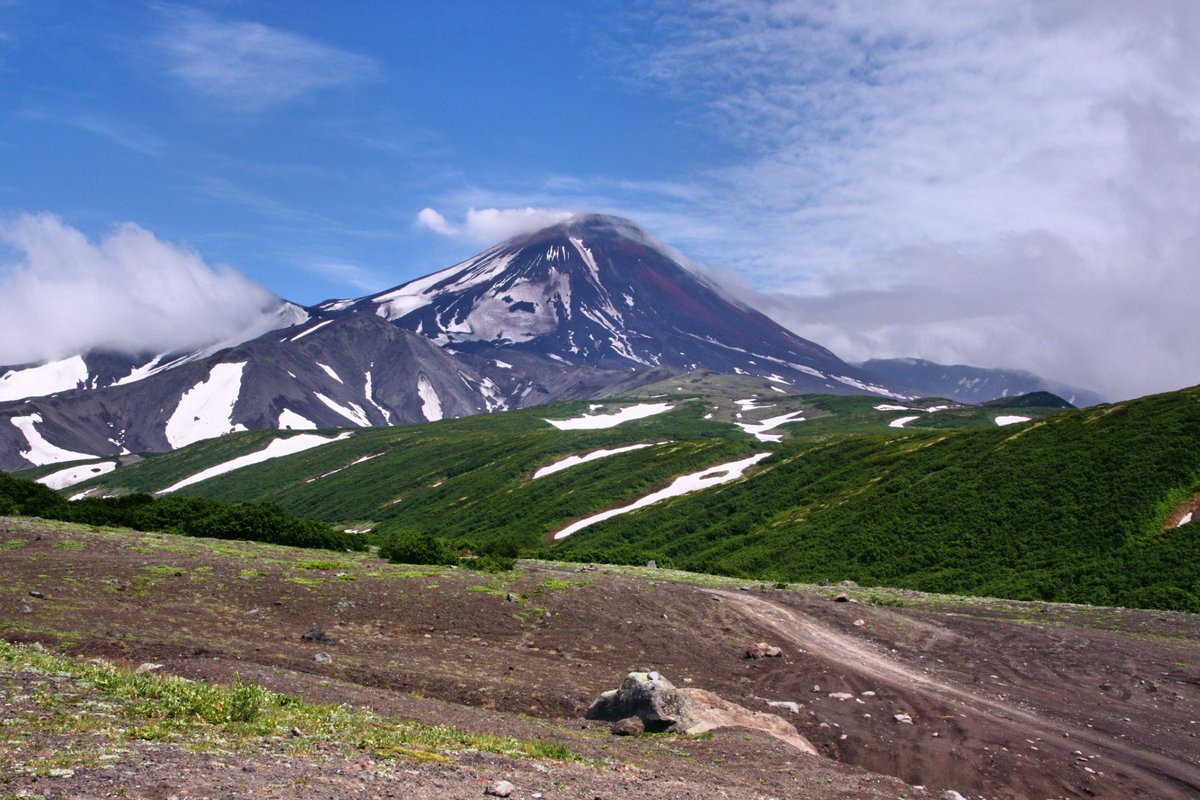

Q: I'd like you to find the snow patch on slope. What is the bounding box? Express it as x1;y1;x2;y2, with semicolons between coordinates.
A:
314;393;371;427
364;371;392;424
160;432;353;494
278;409;318;430
737;411;807;442
553;452;771;539
291;319;333;341
10;413;96;465
164;362;248;449
533;443;659;480
0;355;88;401
889;416;921;429
544;402;674;430
417;375;443;422
36;460;117;489
317;363;343;384
994;415;1031;426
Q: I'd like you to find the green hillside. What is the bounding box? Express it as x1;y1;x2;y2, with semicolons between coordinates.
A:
27;384;1200;611
556;387;1200;610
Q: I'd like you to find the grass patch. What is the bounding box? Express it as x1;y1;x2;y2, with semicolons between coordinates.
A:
54;539;86;551
296;560;348;571
0;640;589;767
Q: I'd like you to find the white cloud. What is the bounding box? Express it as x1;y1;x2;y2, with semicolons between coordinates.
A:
416;206;576;244
157;8;375;110
589;0;1200;400
0;213;284;364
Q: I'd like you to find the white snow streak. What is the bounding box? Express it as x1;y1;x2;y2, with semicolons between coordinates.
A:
306;453;383;483
874;404;912;412
532;443;659;480
1178;512;1194;528
290;319;334;341
364;371;392;424
417;375;443;422
10;413;96;465
889;416;920;429
0;355;88;401
317;363;343;384
314;393;371;427
994;415;1031;426
544;402;673;430
36;460;117;489
160;432;353;494
737;410;807;442
164;362;248;449
553;453;771;540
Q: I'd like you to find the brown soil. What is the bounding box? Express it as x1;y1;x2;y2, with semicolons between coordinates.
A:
2;517;1199;799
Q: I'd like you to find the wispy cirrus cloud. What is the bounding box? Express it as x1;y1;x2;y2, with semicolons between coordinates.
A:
156;7;376;111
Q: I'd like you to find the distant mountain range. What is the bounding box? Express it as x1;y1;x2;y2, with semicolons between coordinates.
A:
0;214;1091;471
856;358;1105;407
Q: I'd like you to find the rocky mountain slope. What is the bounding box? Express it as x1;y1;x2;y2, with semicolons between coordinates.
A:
0;215;899;471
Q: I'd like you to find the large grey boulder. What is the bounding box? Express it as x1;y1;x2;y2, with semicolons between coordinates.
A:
585;671;696;732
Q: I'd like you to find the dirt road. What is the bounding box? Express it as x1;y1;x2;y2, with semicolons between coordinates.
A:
709;587;1200;799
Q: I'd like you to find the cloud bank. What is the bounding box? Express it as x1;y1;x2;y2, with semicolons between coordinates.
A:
157;8;375;110
416;207;576;244
0;213;284;365
624;1;1200;401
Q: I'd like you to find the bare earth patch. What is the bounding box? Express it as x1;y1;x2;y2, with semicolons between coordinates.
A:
1;517;1198;799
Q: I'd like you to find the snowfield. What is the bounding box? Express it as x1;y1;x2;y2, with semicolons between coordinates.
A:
544;402;673;430
553;452;771;539
10;413;96;466
532;443;659;479
995;415;1031;426
889;416;921;429
737;410;807;442
417;375;443;421
160;432;353;494
0;355;88;402
277;409;318;430
36;460;118;489
165;363;249;449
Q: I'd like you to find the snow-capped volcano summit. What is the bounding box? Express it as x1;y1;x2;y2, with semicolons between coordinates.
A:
0;214;901;471
323;214;873;390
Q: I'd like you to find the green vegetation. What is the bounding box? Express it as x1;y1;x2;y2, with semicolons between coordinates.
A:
0;472;363;552
556;387;1200;611
16;386;1200;613
0;640;585;772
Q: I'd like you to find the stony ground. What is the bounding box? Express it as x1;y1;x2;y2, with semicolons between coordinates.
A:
2;517;1198;799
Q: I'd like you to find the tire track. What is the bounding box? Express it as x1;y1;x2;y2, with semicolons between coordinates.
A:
709;588;1200;798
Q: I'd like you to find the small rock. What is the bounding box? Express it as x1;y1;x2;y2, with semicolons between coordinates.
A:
853;619;866;627
894;713;914;724
135;663;164;673
612;716;645;735
506;593;516;602
19;604;32;614
861;690;876;697
301;627;328;642
745;642;783;659
829;692;854;701
485;779;515;797
29;591;45;599
290;726;304;737
314;652;332;664
833;593;851;602
943;791;967;800
840;580;859;588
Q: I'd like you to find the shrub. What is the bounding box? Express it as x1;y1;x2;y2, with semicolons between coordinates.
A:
378;530;458;566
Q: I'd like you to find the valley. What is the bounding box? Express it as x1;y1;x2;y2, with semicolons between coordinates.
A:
2;518;1197;798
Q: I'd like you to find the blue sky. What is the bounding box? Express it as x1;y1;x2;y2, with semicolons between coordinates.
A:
1;1;1198;400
